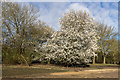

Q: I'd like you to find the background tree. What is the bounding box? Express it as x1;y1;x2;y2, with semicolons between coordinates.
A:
41;10;99;67
97;23;117;64
2;2;54;65
118;39;120;64
108;39;118;64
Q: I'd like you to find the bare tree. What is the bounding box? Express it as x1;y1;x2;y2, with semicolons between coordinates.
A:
2;2;54;65
97;23;117;64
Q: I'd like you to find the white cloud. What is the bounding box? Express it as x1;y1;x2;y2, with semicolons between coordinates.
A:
88;3;118;32
67;3;118;32
36;2;118;32
66;3;91;14
38;3;69;31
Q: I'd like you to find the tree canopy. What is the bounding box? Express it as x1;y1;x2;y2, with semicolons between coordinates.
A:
41;10;99;66
2;2;54;65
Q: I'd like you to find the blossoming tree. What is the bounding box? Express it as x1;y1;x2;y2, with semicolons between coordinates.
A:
42;10;99;66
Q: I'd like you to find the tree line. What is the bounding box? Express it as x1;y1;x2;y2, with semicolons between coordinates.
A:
2;2;119;66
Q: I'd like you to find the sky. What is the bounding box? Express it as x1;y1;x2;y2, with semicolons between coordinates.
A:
30;2;118;32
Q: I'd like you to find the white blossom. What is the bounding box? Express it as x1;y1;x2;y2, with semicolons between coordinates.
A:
41;10;99;65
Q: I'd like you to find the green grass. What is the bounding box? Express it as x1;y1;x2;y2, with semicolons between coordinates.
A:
88;63;118;70
88;64;118;66
2;64;118;78
88;64;118;67
2;65;68;77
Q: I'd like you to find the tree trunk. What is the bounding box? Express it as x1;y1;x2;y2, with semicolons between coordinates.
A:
48;58;50;64
93;56;95;64
21;54;29;66
114;61;116;64
103;55;106;64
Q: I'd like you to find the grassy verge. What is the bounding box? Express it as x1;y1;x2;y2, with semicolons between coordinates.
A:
2;64;118;78
88;64;118;66
2;65;68;77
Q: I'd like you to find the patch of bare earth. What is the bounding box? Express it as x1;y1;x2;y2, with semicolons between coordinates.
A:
12;68;118;78
3;64;119;78
50;68;118;78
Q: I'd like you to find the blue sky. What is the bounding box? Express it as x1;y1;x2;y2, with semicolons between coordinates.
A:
30;2;118;32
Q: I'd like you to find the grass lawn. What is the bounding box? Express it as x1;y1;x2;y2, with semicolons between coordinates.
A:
88;63;118;66
2;64;68;78
2;64;119;78
89;63;118;67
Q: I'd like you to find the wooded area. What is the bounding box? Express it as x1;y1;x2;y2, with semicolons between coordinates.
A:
1;2;119;67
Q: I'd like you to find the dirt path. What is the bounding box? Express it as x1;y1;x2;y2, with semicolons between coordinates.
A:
13;68;118;78
51;69;117;75
3;64;119;78
49;68;118;78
